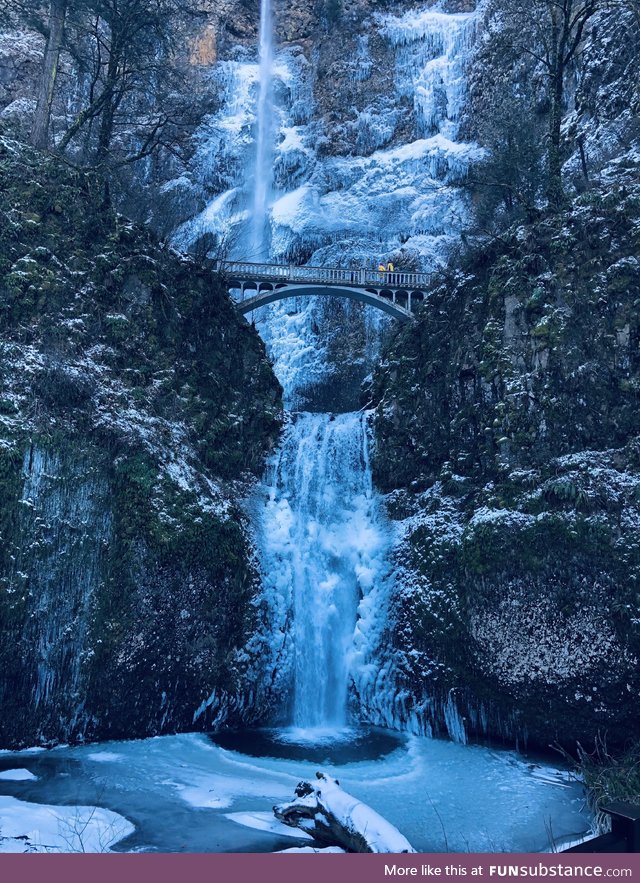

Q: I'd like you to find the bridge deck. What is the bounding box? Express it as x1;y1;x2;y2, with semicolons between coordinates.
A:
216;260;431;291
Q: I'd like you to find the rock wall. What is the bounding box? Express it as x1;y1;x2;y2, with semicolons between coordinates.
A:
368;174;640;748
0;137;282;748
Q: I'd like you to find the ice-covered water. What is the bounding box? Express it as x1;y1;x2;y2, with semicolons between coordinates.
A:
0;732;590;853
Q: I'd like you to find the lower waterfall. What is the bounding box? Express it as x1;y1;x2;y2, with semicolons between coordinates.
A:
258;411;386;731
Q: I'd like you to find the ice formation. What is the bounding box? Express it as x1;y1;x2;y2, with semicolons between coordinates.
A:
254;412;387;729
0;733;588;853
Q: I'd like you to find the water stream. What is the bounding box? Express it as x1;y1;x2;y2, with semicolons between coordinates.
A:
249;0;274;259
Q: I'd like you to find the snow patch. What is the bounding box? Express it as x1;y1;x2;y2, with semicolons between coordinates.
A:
225;811;313;840
0;795;133;853
0;769;37;782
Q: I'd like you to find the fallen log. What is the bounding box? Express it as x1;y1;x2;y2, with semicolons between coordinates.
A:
273;772;416;853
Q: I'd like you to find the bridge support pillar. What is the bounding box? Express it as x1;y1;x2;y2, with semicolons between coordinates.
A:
408;292;412;312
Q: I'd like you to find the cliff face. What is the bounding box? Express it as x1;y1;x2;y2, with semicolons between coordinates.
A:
0;137;282;748
369;174;640;748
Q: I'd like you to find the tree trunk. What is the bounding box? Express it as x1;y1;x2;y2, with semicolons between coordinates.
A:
274;772;416;853
546;65;566;209
96;86;116;164
95;45;121;166
31;0;67;149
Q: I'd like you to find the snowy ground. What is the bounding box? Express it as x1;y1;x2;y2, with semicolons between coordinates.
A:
0;731;589;853
0;794;134;853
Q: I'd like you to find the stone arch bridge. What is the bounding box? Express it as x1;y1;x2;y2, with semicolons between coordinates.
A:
216;261;431;322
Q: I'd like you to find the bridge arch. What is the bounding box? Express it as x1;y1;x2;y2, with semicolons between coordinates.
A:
236;283;414;322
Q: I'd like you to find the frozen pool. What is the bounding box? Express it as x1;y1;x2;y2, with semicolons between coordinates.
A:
0;727;590;853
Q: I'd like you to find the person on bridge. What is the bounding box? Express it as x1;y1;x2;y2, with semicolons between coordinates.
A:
387;260;395;284
378;261;386;279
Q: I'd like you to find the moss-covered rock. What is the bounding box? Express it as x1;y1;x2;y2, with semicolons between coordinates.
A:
370;181;640;749
0;137;283;748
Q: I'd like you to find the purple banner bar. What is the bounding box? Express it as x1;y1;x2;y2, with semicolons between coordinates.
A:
1;853;639;883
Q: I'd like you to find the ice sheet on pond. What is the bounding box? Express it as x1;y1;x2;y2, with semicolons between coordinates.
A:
0;732;589;853
225;811;313;840
0;768;37;781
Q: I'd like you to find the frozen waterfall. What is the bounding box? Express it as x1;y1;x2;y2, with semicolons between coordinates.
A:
173;3;483;734
257;413;387;730
171;3;483;410
174;2;481;273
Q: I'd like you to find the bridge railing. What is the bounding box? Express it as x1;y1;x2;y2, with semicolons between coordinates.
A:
216;260;432;290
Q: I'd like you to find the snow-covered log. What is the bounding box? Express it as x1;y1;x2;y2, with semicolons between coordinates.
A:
273;772;416;853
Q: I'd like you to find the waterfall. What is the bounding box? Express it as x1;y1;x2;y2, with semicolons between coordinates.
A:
174;4;481;276
172;3;481;737
258;412;386;731
381;9;477;141
250;0;274;260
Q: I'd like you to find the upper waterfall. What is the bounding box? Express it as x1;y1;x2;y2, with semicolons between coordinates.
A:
250;0;275;260
172;4;482;406
174;3;481;275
